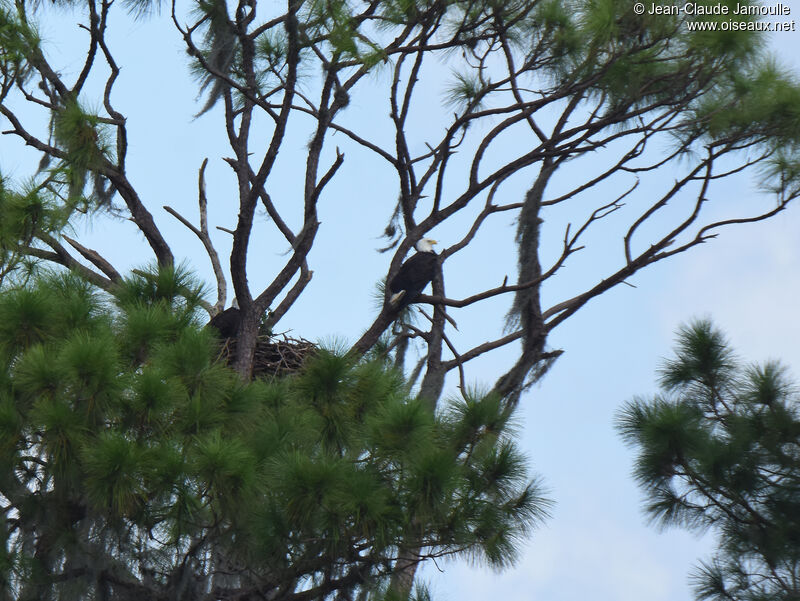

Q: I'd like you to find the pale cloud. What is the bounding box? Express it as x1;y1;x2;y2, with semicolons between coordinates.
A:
657;213;800;372
423;521;708;601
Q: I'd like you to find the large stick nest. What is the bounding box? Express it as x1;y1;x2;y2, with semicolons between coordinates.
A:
217;333;317;379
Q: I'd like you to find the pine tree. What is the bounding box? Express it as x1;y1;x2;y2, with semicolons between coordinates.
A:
0;268;549;600
617;321;800;601
4;0;800;596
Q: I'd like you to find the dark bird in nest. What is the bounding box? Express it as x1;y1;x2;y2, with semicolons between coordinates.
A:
389;238;438;309
208;299;240;339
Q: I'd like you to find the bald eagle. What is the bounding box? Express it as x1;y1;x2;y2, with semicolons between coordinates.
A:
208;299;240;338
389;238;438;309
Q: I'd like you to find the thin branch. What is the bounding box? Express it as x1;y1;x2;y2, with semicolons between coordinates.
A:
27;235;113;291
263;262;313;330
163;159;227;313
419;308;466;394
61;235;122;283
442;331;523;371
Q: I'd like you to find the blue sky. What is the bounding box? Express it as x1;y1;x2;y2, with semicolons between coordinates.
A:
423;211;800;601
2;5;799;600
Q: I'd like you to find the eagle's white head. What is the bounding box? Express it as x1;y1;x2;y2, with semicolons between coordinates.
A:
415;238;438;253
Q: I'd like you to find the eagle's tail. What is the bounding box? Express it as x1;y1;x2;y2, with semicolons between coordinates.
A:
389;290;406;307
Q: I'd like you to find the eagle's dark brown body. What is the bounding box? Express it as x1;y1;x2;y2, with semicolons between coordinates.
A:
208;305;241;338
389;248;437;309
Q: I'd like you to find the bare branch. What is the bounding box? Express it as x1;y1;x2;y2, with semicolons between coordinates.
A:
442;331;523;371
163;159;227;313
61;235;122;283
29;234;113;291
263;262;313;330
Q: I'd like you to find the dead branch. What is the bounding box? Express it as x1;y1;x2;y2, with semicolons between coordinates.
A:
163;158;227;314
263;263;313;331
27;235;113;291
61;235;122;283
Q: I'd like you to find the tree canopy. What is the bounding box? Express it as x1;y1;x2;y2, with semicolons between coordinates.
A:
618;320;800;601
2;0;800;597
0;269;548;600
2;0;799;386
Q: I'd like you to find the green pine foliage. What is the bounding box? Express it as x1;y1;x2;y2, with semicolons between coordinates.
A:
0;269;549;600
51;100;113;203
617;320;800;601
0;2;38;86
0;177;70;254
0;159;115;284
